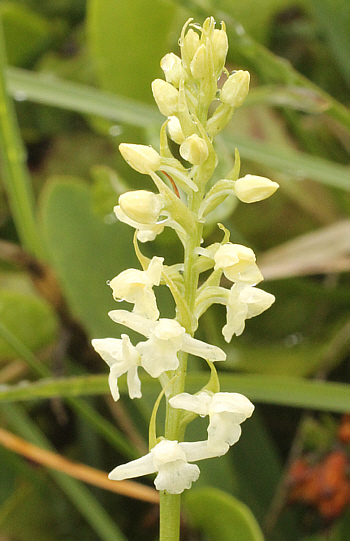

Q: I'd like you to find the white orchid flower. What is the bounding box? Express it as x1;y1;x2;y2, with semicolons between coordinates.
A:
169;391;254;453
114;205;185;243
114;205;166;242
108;256;164;320
223;283;275;342
214;243;263;285
109;438;228;494
108;310;226;378
91;335;141;401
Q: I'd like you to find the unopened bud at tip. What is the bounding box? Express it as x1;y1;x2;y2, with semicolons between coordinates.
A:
234;175;279;203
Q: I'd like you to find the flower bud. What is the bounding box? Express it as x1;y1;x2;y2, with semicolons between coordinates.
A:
118;190;164;224
180;134;209;165
220;70;250;108
190;44;207;79
211;26;228;75
160;53;186;88
183;28;200;65
234;175;279;203
167;116;185;144
119;144;161;174
152;79;179;117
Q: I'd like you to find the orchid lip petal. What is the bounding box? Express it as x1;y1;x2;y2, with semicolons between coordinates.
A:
180;440;229;460
108;453;155;481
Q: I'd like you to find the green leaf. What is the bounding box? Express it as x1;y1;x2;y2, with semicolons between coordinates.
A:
6;67;161;126
224;134;350;192
40;177;136;338
86;0;177;102
0;288;58;361
0;2;52;67
2;373;350;414
184;487;264;541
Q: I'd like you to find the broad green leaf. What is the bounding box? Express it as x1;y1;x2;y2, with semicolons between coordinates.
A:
1;373;350;414
0;288;58;361
184;487;264;541
86;0;177;102
90;164;129;218
0;2;52;67
40;177;135;338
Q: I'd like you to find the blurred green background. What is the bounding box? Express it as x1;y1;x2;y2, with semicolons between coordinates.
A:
0;0;349;540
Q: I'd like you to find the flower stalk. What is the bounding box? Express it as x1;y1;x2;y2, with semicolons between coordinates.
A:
92;17;279;541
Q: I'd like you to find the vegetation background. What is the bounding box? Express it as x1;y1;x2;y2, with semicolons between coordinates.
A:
0;0;349;540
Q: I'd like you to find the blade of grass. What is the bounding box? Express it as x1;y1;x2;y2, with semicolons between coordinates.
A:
6;66;161;126
1;371;350;414
1;402;127;541
0;320;138;459
0;23;44;259
226;134;350;191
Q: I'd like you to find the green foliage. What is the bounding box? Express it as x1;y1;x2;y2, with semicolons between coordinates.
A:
86;0;177;102
0;2;53;66
184;487;264;541
0;0;349;540
40;177;135;337
0;287;58;360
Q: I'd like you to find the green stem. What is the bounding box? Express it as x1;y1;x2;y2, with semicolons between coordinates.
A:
159;177;206;541
0;22;45;259
159;492;181;541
